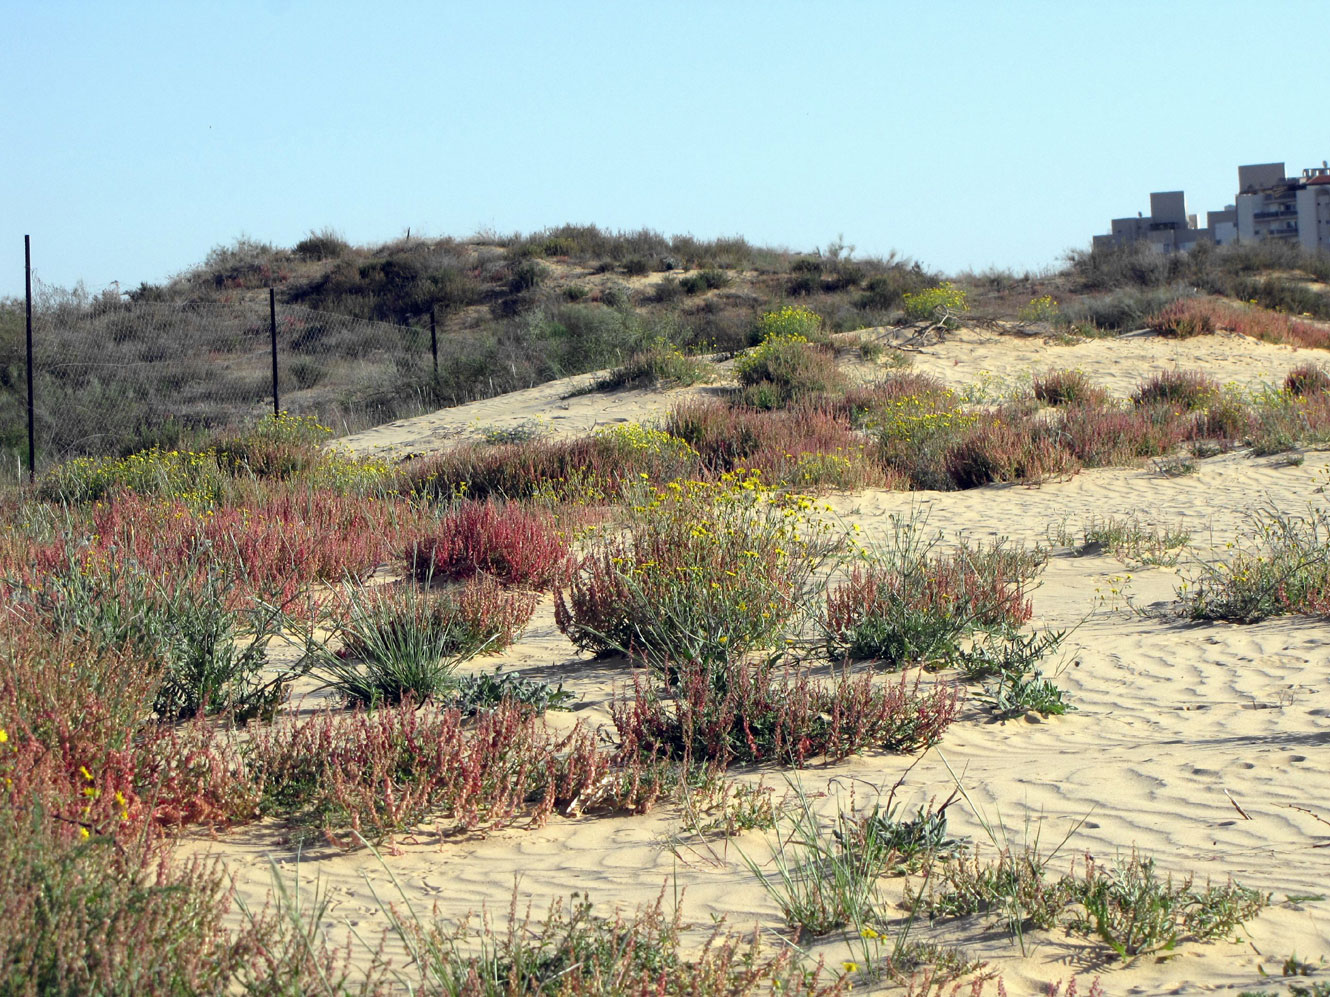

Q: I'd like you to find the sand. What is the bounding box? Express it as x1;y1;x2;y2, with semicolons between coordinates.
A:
182;327;1330;994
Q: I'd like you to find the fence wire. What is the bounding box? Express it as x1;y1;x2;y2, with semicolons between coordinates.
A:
2;291;446;471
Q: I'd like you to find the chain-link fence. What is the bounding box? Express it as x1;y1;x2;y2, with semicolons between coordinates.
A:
1;288;446;474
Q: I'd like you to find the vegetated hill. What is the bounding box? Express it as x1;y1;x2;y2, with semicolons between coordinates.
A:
2;224;1329;475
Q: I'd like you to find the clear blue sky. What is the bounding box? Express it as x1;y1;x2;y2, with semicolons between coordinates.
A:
5;0;1328;298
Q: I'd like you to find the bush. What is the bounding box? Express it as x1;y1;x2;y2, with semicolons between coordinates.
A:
735;335;846;408
1033;369;1106;407
1147;299;1216;338
214;411;332;480
7;546;289;724
1057;402;1189;466
1061;285;1192;332
406;500;569;590
1132;370;1219;411
1181;505;1330;622
316;577;536;706
1285;362;1330;397
245;700;627;843
555;474;835;667
822;519;1040;666
1143;296;1330;350
901;283;969;324
391;891;841;996
613;659;961;767
754;305;826;344
293;227;350;261
861;379;976;489
944;418;1078;489
598;338;714;390
1017;295;1061;325
1071;850;1266;960
508;259;547;293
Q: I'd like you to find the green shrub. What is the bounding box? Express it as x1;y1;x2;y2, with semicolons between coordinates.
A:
1285;362;1330;397
214;411;332;479
754;305;826;344
902;283;969;324
555;474;835;667
1018;295;1061;324
735;335;845;407
1060;285;1192;332
1071;850;1267;960
822;517;1041;666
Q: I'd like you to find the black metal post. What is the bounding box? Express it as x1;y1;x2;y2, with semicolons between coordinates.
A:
269;287;279;417
430;306;439;385
24;235;35;481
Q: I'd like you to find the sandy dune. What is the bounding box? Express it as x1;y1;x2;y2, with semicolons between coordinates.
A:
185;327;1330;994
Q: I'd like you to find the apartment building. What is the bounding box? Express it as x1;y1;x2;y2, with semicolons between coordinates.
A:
1094;159;1330;253
1092;190;1220;252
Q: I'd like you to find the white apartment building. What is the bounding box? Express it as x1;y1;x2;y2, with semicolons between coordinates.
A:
1094;160;1329;253
1233;162;1330;252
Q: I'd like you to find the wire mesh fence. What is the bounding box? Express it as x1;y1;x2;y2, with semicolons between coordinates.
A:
1;286;448;474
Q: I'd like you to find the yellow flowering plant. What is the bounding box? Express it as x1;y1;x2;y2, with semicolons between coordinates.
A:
555;470;840;667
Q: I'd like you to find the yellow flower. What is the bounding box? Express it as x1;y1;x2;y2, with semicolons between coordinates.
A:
842;961;858;973
79;827;90;840
860;926;880;939
0;729;7;744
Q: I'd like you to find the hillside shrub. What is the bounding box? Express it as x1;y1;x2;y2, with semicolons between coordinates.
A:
735;335;846;408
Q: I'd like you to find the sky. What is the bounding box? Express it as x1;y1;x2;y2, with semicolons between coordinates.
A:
5;0;1329;298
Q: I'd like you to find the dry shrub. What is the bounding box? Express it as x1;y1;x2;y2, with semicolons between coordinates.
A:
1132;370;1219;410
1033;369;1107;407
1056;402;1189;466
1285;362;1330;397
612;659;961;767
1147;296;1330;350
664;399;889;489
245;700;644;844
945;417;1079;489
407;500;569;589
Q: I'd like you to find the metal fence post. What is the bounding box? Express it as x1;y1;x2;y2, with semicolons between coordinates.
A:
269;287;279;417
24;235;35;481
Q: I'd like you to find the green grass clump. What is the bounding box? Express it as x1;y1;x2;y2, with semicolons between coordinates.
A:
316;578;536;707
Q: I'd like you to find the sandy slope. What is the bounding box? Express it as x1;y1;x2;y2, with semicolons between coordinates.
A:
184;328;1330;994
